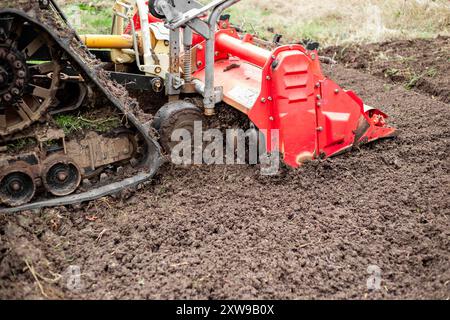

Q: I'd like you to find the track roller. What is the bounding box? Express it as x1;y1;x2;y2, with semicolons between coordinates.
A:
0;164;36;207
42;156;82;197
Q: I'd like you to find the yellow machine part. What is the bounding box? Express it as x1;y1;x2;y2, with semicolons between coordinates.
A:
79;34;133;49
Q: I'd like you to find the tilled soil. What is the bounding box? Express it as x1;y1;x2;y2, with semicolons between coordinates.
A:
321;36;450;104
1;42;449;299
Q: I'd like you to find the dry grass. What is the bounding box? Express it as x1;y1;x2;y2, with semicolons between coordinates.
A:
225;0;450;45
62;0;450;46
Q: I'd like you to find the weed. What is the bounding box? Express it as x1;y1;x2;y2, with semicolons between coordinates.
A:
385;68;399;78
404;67;438;90
54;114;121;135
405;73;422;90
426;67;438;78
7;137;36;152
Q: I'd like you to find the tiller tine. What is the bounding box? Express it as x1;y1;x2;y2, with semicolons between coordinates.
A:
192;26;396;167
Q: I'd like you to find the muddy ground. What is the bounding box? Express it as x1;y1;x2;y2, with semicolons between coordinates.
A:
1;39;449;299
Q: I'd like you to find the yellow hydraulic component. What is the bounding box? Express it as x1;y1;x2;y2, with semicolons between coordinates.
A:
80;34;133;49
80;0;169;75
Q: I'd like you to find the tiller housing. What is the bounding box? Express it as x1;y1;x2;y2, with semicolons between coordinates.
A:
192;26;396;166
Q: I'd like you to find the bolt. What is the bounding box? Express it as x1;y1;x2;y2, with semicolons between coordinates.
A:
316;94;321;100
17;70;26;78
10;181;21;192
6;53;15;63
222;23;228;29
317;102;321;107
3;93;12;101
315;82;320;88
198;45;203;50
334;89;340;94
266;75;271;80
316;126;323;132
57;171;68;182
155;66;162;74
261;97;266;103
11;87;20;95
14;61;22;69
164;40;169;46
271;55;276;59
311;53;316;60
269;116;274;121
268;96;273;101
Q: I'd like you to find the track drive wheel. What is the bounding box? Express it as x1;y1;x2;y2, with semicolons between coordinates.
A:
153;100;203;154
0;13;62;137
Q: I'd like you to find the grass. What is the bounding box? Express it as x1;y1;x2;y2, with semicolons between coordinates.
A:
225;0;450;46
63;1;113;35
54;114;121;135
62;0;450;46
404;67;439;90
384;65;440;90
7;137;36;152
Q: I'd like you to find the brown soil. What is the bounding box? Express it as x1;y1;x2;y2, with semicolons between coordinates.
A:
321;36;450;104
1;39;449;300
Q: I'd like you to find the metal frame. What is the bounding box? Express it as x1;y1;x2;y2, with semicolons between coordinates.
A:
111;0;166;77
153;0;241;115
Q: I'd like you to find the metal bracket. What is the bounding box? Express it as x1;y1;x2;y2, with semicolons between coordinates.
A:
154;0;241;114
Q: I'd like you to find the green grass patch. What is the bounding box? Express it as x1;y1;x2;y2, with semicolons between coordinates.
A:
404;67;439;90
7;137;36;152
55;114;121;135
65;2;113;35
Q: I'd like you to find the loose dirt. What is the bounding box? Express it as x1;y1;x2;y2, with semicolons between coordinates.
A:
321;36;450;104
1;39;449;299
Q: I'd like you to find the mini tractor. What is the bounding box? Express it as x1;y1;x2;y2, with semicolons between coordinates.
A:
0;0;396;212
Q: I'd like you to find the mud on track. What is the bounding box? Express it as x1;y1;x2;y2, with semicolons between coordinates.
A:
1;47;449;300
